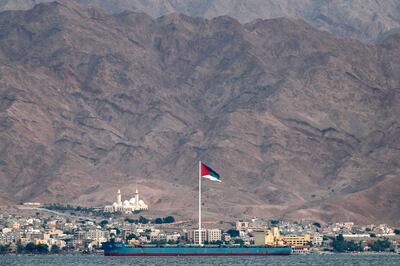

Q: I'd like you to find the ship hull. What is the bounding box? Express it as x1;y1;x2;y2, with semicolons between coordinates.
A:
102;242;292;256
105;253;291;256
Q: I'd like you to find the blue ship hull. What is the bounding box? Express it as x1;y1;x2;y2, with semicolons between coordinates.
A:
102;242;292;256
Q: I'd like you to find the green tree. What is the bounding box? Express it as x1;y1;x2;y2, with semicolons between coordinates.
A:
125;218;136;224
270;220;280;225
313;222;321;228
139;216;149;224
336;234;344;241
102;212;112;218
162;216;175;224
35;244;49;254
369;239;390;252
50;245;61;254
332;235;362;253
99;220;109;227
226;229;240;237
25;242;36;253
0;245;7;254
234;239;244;246
332;239;346;252
154;218;163;224
126;233;137;240
210;240;223;245
16;244;24;254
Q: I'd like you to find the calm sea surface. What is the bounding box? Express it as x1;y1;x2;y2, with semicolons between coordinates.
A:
0;254;399;266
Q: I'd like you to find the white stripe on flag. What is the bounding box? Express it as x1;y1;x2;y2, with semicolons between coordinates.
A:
202;175;221;182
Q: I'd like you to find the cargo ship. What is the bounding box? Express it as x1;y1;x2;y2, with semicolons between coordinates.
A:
102;242;292;256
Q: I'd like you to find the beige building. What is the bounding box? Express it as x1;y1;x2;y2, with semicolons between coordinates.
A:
36;239;49;246
254;231;267;245
236;221;249;230
85;229;110;246
187;229;221;244
254;227;283;246
12;222;20;230
254;228;311;247
187;229;207;244
207;229;222;243
48;229;64;236
281;234;311;247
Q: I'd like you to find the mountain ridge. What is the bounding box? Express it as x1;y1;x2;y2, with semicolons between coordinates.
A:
1;0;400;42
0;1;399;225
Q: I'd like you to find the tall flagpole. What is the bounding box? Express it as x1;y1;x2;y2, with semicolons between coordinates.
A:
198;160;202;246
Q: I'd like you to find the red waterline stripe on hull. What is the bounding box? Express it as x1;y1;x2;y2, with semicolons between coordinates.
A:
105;253;290;256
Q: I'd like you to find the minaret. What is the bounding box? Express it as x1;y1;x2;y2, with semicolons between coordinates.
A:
135;189;139;208
117;189;122;206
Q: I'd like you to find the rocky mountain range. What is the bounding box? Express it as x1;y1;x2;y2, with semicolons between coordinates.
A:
0;1;399;224
1;0;400;42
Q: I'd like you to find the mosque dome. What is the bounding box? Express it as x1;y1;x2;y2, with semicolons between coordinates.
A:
105;188;148;213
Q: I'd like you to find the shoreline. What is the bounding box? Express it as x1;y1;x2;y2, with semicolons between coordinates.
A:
1;252;398;257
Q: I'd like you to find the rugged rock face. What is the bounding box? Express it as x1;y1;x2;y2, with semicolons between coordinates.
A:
1;0;400;42
0;1;399;224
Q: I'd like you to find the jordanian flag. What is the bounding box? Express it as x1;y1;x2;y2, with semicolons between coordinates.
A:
200;162;221;182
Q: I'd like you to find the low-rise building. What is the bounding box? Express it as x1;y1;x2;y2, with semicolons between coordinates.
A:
254;227;283;246
166;232;181;242
312;233;323;246
236;221;249;230
85;229;109;246
187;229;207;244
207;229;222;243
281;234;311;247
291;245;310;254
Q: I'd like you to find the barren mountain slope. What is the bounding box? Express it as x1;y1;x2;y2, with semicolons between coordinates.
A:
1;0;400;41
0;2;399;224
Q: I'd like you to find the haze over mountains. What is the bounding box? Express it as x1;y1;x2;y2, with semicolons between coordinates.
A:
0;1;399;225
1;0;400;42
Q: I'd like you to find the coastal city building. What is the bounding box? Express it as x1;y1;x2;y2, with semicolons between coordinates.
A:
187;229;222;244
85;229;110;246
187;229;207;245
312;233;323;246
254;227;284;246
207;229;222;243
281;234;311;247
0;207;399;255
253;228;312;249
236;221;249;230
104;189;148;213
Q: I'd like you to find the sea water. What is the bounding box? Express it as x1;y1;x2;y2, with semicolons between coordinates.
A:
0;254;399;266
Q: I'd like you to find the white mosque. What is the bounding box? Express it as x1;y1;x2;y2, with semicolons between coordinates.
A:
104;189;148;213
